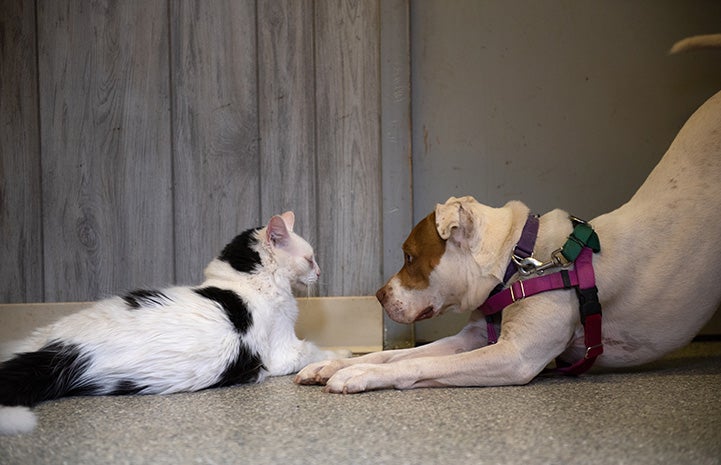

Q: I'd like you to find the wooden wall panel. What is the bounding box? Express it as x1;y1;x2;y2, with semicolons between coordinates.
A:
315;0;382;295
2;0;395;303
0;0;43;303
171;0;261;285
257;0;318;266
380;0;414;347
37;1;173;301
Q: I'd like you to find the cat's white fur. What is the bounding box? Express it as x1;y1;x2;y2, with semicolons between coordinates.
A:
0;407;36;435
0;212;344;435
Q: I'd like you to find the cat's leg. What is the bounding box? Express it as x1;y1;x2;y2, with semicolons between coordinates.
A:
293;340;350;372
262;338;348;377
296;341;353;364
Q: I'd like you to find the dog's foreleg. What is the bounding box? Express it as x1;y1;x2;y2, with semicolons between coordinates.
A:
294;313;488;386
321;297;576;393
321;339;547;393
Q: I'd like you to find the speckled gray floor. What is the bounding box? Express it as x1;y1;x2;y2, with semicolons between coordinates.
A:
1;342;720;465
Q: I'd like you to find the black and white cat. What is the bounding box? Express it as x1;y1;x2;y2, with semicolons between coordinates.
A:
0;211;345;434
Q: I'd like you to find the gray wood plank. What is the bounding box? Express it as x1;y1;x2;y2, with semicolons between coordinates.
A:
171;0;261;286
37;1;173;301
257;0;319;293
315;0;382;296
380;0;414;348
0;0;43;303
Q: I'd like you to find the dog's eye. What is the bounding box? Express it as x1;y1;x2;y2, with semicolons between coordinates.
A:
404;253;413;266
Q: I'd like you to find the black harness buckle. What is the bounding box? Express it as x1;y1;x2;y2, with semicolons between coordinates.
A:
576;285;601;324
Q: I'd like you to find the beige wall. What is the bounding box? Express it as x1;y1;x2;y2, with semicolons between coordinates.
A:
410;0;721;342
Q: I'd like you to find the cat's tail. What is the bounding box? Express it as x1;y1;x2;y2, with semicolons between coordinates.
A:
0;406;37;435
0;341;98;435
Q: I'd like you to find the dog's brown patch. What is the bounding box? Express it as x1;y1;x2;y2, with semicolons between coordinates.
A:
397;211;447;290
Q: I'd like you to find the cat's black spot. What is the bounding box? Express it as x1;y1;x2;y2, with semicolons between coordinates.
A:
192;286;263;386
111;380;148;396
0;341;101;407
122;289;169;309
193;287;253;335
218;228;263;273
210;343;264;387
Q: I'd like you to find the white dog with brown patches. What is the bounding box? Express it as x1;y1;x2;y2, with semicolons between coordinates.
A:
295;38;721;394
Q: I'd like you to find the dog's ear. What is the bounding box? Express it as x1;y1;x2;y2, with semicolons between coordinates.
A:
435;201;459;241
435;196;478;247
436;197;529;281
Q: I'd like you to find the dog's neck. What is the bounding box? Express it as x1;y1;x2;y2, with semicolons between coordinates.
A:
484;202;576;282
473;204;577;303
495;206;578;285
532;209;577;266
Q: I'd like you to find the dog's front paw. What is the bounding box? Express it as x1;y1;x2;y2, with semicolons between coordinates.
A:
294;358;351;386
323;364;390;394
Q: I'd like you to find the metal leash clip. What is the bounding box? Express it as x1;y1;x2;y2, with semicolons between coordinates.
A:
512;248;572;276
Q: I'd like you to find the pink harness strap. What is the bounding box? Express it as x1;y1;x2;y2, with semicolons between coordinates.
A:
478;247;603;375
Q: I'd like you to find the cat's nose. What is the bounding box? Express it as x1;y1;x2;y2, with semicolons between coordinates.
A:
315;264;321;277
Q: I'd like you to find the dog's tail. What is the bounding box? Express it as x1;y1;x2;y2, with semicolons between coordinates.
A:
670;33;721;54
0;406;37;435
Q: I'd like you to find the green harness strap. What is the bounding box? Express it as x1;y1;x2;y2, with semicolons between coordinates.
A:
561;221;601;262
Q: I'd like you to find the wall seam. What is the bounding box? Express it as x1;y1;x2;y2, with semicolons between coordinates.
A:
167;0;177;284
34;0;46;302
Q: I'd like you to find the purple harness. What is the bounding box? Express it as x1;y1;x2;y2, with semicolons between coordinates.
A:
477;215;603;375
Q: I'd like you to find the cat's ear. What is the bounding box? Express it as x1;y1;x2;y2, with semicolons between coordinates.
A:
280;211;295;232
267;215;291;248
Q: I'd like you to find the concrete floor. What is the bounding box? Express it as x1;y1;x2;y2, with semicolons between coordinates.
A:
1;342;720;465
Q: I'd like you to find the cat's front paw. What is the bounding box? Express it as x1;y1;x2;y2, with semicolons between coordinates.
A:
294;358;351;386
326;349;353;359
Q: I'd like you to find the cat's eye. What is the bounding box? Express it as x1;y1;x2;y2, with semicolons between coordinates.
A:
306;256;314;264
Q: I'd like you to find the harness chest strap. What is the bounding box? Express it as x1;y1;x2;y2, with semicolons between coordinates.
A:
479;246;603;376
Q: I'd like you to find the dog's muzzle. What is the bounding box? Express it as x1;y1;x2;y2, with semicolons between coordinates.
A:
376;285;434;324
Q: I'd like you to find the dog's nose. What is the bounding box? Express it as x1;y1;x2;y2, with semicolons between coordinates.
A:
376;287;387;305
